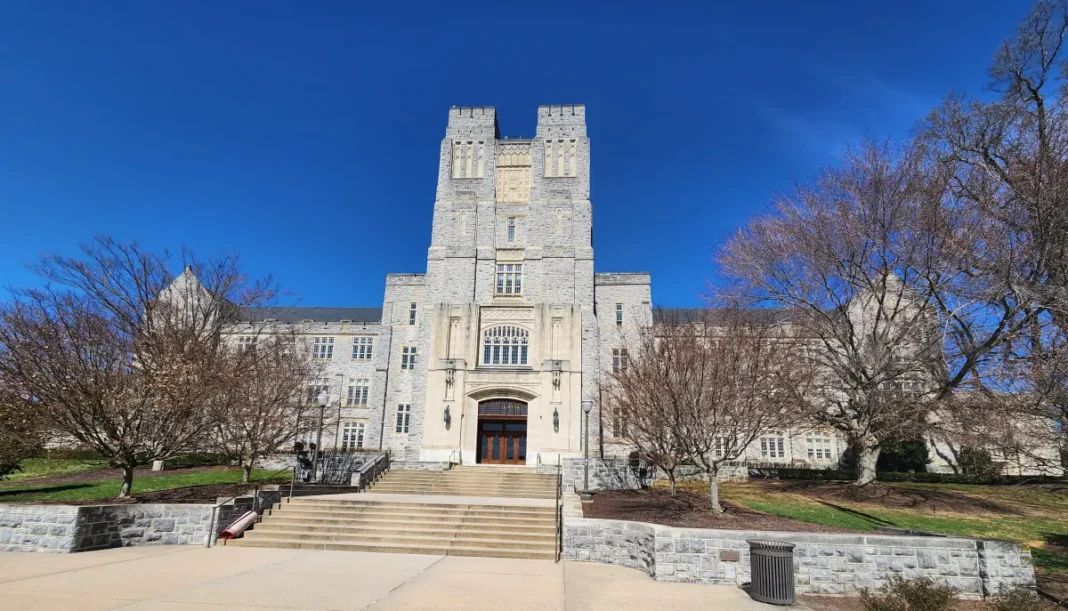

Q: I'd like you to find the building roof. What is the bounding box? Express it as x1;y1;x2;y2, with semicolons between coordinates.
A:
239;306;382;324
653;307;792;325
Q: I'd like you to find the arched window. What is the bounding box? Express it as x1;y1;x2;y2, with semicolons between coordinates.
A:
482;325;529;366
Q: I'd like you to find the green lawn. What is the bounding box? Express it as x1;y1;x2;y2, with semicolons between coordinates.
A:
3;458;109;482
0;468;289;504
671;480;1068;574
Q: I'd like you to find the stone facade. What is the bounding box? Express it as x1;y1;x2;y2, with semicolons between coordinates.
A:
563;511;1036;598
0;503;242;552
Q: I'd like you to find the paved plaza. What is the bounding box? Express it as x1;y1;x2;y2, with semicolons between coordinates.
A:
0;546;787;610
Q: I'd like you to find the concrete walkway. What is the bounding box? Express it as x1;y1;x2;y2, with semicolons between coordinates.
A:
0;546;793;610
311;492;556;507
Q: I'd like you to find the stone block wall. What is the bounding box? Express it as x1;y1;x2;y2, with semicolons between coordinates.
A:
0;498;272;553
563;513;1035;598
390;461;452;471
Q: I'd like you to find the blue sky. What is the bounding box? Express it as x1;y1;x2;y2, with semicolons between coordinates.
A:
0;1;1030;307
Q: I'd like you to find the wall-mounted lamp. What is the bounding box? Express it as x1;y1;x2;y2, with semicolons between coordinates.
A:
553;407;559;432
444;404;451;430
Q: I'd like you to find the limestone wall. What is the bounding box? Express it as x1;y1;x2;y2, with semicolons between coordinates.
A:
563;513;1035;598
0;500;263;553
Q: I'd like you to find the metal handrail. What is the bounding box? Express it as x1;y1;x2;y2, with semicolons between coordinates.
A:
555;455;562;563
204;465;296;548
353;449;391;492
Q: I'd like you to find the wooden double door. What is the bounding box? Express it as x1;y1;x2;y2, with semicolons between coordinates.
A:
477;420;527;464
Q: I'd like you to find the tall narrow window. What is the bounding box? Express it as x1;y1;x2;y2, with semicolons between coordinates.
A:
346;379;370;407
482;326;529;366
351;337;374;360
341;421;366;450
507;217;516;242
409;302;417;325
312;337;334;360
612;349;628;373
401;346;417;370
395;404;411;433
615;303;623;327
495;264;522;295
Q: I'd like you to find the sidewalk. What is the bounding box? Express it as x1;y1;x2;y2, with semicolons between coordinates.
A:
0;546;795;610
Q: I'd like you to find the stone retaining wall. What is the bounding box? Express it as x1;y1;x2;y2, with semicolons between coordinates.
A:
390;461;452;471
563;509;1035;598
0;499;261;553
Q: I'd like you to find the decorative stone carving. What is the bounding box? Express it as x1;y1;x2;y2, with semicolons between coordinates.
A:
480;306;534;322
495;249;524;262
495;167;531;203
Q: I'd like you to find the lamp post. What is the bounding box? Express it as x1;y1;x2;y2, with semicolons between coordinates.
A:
312;390;328;482
580;400;593;501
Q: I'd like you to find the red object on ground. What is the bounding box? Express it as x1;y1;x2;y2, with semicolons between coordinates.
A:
220;511;258;539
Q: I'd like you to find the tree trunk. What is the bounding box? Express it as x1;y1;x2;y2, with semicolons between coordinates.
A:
668;473;677;495
709;469;723;513
854;438;881;487
117;465;135;498
242;461;253;484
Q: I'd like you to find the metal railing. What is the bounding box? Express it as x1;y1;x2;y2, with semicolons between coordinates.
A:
352;449;391;492
555;455;562;563
204;465;296;549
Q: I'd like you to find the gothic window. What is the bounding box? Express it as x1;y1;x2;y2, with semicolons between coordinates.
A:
496;264;522;295
507;217;516;242
341;421;366;450
395;404;411;433
346;378;370;407
452;141;485;178
401;346;417;370
312;337;334;360
482;325;529;366
352;337;373;360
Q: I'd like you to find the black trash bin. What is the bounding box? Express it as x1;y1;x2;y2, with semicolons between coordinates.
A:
747;540;796;605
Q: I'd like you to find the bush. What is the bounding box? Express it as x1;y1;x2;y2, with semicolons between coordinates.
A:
878;436;931;473
958;447;1001;477
859;576;957;611
775;467;1065;486
989;589;1056;611
165;453;232;469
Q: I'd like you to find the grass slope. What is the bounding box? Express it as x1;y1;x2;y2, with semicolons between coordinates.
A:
0;468;288;504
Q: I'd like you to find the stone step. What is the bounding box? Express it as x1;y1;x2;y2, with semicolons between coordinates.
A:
242;528;556;550
252;522;557;542
364;490;556;499
270;504;554;520
283;500;554;515
265;508;556;526
367;486;556;495
259;516;557;534
226;537;556;560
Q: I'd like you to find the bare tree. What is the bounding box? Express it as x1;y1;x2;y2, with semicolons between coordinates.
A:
717;143;975;486
605;308;808;512
0;377;45;480
0;237;275;497
209;329;319;483
925;0;1068;458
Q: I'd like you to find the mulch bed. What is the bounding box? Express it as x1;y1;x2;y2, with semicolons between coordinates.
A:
749;480;1027;515
582;488;851;533
49;482;270;506
0;465;223;490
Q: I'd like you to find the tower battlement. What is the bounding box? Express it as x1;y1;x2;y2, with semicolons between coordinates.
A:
447;106;499;138
536;104;586;138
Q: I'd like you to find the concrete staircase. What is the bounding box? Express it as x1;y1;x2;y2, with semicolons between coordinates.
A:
227;496;557;559
366;466;559;499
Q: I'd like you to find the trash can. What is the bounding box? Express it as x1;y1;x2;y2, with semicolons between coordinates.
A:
747;540;796;605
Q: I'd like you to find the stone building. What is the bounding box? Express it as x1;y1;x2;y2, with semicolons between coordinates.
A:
213;104;1061;476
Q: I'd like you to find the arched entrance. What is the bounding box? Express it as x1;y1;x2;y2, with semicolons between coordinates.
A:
476;399;527;464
